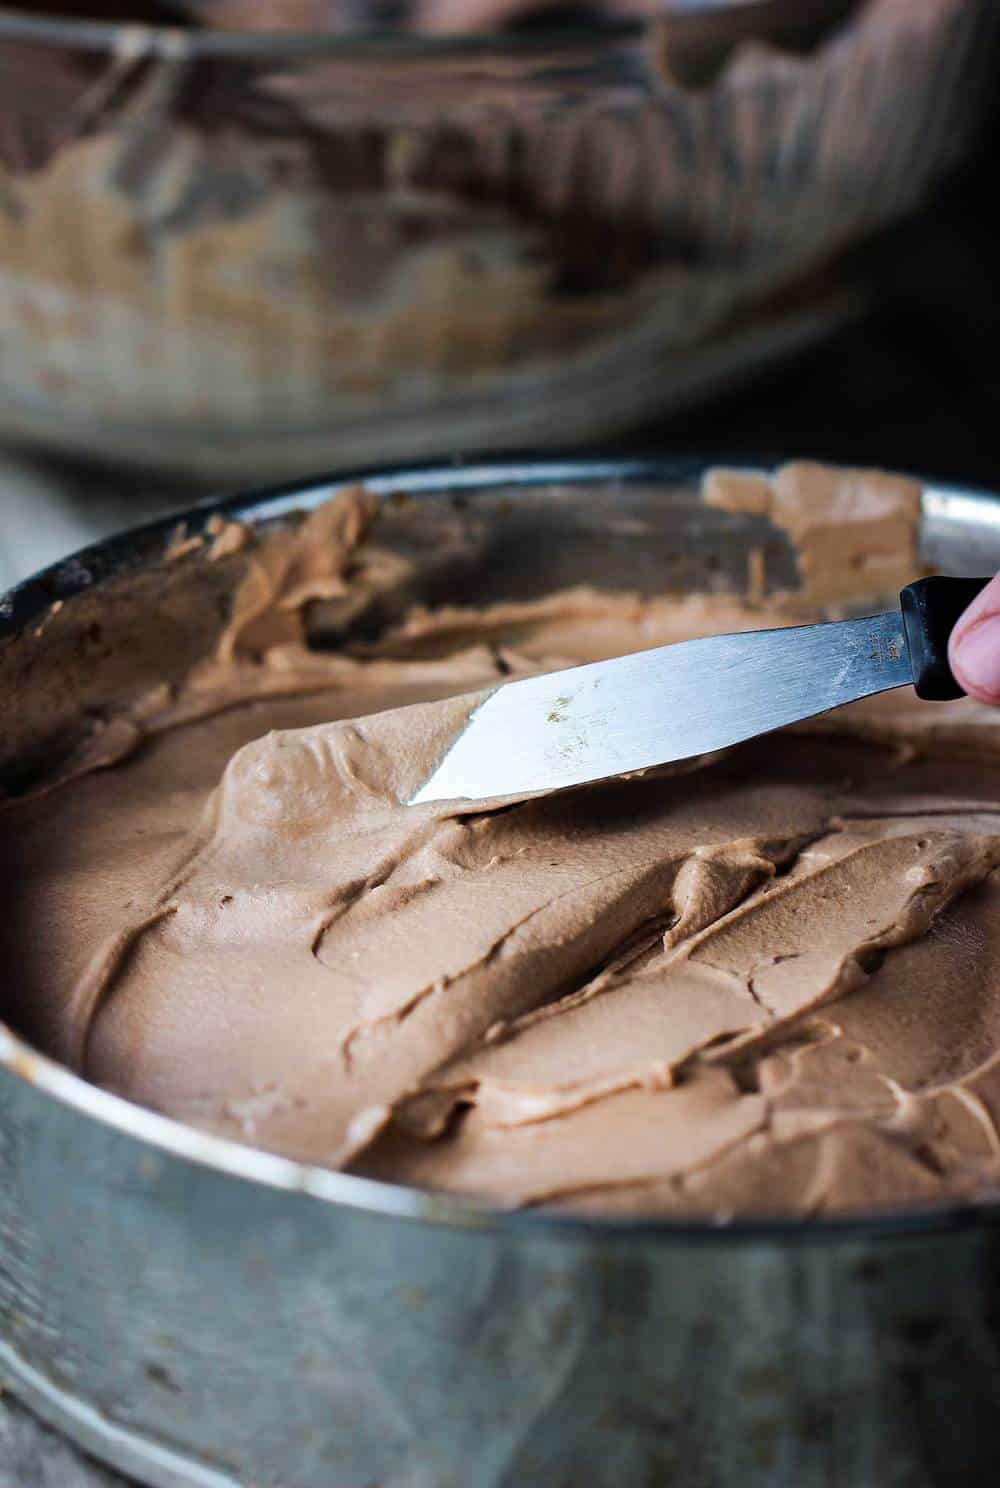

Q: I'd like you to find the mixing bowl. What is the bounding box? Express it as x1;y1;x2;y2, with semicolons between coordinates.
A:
0;0;996;480
3;455;1000;1487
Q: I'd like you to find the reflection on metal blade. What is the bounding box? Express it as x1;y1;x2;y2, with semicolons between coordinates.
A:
409;611;912;805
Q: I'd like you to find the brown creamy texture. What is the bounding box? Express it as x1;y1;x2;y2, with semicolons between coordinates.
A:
6;461;1000;1218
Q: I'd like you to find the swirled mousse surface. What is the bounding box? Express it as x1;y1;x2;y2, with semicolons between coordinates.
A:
5;463;1000;1218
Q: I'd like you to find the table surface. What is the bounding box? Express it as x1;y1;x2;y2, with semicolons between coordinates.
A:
2;106;998;1488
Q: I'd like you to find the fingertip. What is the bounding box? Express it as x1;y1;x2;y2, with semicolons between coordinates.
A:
949;612;1000;705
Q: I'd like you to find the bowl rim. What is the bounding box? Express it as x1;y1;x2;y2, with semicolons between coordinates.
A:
4;448;1000;1249
0;0;760;58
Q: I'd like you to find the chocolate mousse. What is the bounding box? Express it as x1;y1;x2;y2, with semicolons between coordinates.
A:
4;461;1000;1219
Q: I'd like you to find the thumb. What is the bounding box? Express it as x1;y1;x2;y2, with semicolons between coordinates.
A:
948;571;1000;704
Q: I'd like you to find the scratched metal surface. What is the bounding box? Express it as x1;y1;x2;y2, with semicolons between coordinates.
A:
0;1391;130;1488
4;457;1000;1488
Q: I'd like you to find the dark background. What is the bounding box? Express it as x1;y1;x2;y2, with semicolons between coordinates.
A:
624;91;1000;488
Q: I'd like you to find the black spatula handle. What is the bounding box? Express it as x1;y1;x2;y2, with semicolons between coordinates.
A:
900;576;992;701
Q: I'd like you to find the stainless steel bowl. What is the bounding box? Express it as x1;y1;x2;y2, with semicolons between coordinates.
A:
3;455;1000;1488
0;0;997;481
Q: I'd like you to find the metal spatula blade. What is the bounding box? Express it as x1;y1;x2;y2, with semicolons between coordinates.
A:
408;577;988;807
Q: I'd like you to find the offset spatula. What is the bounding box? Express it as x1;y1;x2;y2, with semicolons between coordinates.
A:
409;577;989;806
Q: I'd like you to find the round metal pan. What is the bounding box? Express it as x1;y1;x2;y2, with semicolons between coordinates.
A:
3;455;1000;1488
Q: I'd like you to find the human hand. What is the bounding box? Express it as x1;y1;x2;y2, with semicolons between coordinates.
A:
949;572;1000;704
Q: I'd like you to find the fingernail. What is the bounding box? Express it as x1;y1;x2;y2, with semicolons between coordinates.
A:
952;614;1000;701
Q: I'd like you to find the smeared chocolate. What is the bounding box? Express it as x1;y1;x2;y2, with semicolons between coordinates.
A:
4;463;1000;1218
